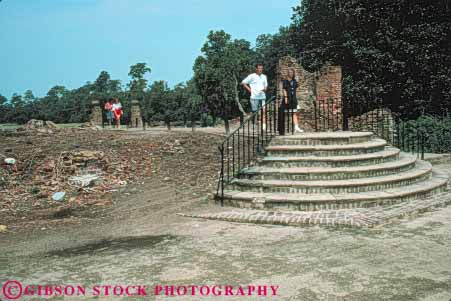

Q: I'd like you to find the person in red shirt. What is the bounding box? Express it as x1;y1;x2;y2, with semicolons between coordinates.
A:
112;98;123;129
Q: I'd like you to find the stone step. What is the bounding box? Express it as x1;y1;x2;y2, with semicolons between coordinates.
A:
187;190;451;228
231;160;432;194
241;154;417;181
261;147;400;168
220;170;449;210
271;131;373;146
266;139;387;157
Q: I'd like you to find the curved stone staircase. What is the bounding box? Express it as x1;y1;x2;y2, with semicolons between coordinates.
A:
220;132;449;211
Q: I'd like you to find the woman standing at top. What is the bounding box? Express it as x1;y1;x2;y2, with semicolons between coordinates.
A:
279;68;303;135
112;98;123;129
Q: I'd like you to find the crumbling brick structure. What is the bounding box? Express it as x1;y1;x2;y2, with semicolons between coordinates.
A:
277;56;342;131
90;100;103;126
130;100;143;128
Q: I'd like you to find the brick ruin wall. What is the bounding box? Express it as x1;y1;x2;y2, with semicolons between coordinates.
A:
347;108;395;143
277;56;394;138
277;56;342;131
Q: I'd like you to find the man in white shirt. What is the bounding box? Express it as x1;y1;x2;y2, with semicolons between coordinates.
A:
241;64;268;129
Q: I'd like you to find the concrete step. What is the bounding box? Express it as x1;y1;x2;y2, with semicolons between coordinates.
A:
266;139;387;157
271;131;373;146
242;154;417;181
220;170;449;210
261;147;400;168
231;160;432;194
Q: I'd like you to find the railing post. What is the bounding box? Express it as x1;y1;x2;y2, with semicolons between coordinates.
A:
421;127;425;160
313;100;318;132
237;128;241;175
232;135;235;177
215;96;276;205
219;145;225;206
226;139;230;183
252;118;255;157
247;121;250;167
242;124;246;168
259;105;263;150
265;104;268;140
342;97;348;131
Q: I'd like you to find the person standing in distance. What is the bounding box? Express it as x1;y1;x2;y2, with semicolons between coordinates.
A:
104;98;114;127
112;98;123;129
281;68;304;134
241;63;268;129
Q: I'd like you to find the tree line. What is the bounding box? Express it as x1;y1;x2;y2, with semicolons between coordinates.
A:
1;0;449;131
290;0;451;118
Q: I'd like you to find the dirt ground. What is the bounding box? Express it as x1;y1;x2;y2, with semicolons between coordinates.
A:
0;127;223;231
0;128;450;300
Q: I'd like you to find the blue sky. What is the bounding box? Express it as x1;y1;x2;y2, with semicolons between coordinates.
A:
0;0;299;98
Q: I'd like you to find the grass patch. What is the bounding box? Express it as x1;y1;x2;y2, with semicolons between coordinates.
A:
57;123;82;128
0;123;82;129
0;123;20;129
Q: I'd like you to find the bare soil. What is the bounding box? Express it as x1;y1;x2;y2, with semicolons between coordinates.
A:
0;128;223;233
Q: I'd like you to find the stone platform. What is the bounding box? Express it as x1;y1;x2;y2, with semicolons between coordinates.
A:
218;131;449;211
200;131;451;227
182;190;451;228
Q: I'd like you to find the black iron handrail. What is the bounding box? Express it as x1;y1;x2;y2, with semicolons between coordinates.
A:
215;93;451;205
216;95;302;205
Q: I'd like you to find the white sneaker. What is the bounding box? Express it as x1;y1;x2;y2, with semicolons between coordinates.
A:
295;126;304;133
262;124;266;131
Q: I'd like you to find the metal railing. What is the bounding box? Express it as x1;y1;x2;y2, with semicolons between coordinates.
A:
393;113;451;159
314;98;341;132
393;116;426;159
215;95;451;205
217;95;301;205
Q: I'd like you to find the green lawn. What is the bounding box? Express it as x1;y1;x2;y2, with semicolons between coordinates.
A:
0;123;20;129
56;123;82;128
0;123;82;129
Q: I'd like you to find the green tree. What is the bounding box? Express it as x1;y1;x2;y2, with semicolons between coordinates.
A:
23;90;35;103
291;0;451;118
38;85;69;122
194;30;256;134
182;79;203;131
146;80;178;130
92;71;110;100
0;94;11;123
256;26;297;94
128;63;151;101
10;93;28;124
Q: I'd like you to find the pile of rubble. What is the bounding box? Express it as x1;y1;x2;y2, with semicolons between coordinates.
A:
0;130;155;224
16;119;59;134
60;150;107;174
79;121;103;131
0;129;223;228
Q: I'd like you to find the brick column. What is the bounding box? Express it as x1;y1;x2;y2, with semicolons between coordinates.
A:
315;66;343;131
90;100;103;126
130;100;143;128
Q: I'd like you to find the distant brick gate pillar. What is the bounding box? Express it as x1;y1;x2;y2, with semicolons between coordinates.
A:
90;100;103;126
130;100;143;128
315;66;343;131
277;56;342;131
